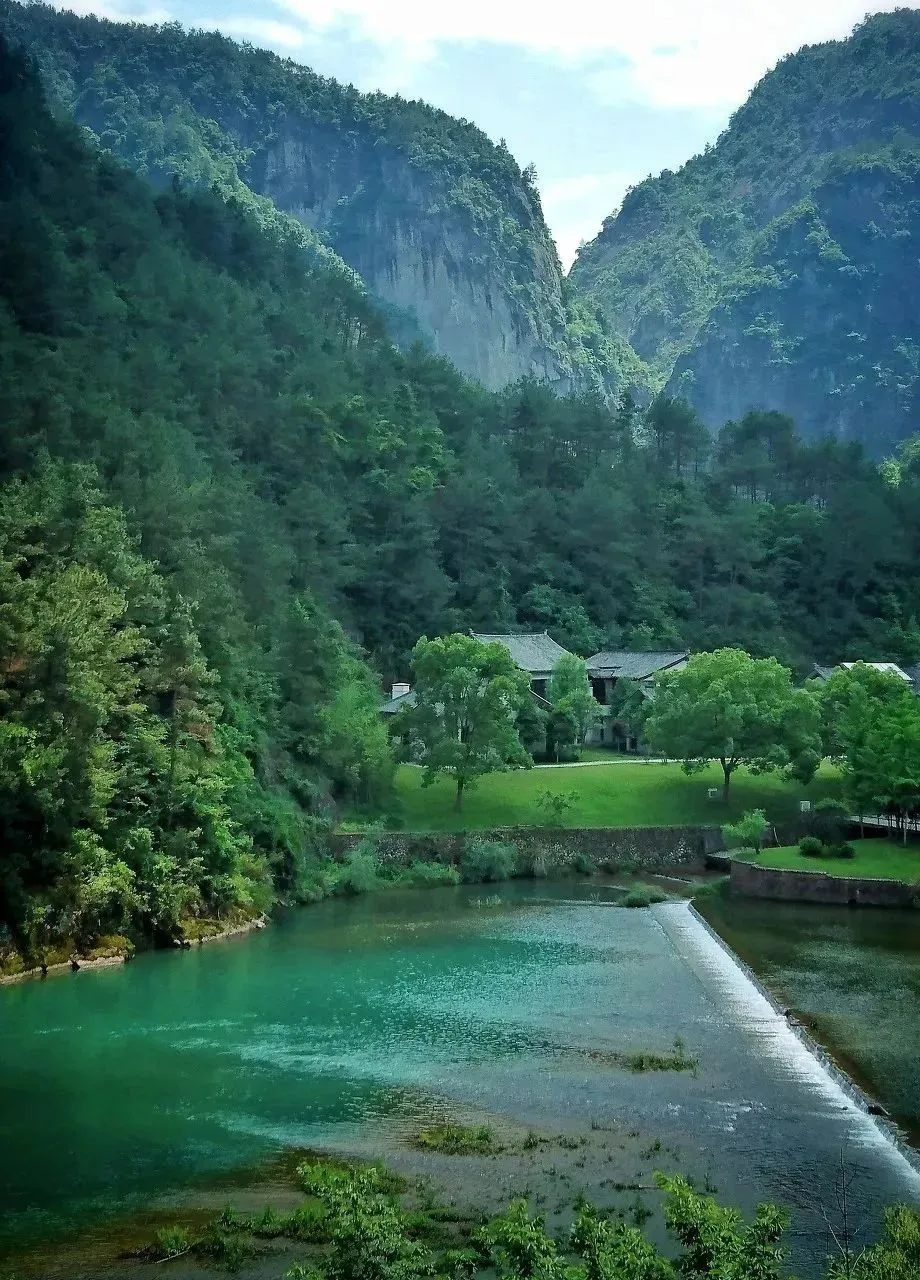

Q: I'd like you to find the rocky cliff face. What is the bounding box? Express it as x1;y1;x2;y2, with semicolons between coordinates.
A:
252;126;567;387
0;1;573;391
569;10;920;449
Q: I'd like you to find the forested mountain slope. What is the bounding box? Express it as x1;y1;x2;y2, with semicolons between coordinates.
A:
6;27;920;962
569;10;920;451
0;0;640;395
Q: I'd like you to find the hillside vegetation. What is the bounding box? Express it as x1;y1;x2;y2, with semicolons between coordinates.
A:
7;24;920;963
0;0;641;398
570;11;920;451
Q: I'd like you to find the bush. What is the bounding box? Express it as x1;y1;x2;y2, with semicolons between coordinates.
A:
334;839;381;895
622;887;667;908
149;1225;192;1260
536;789;578;827
399;861;461;888
722;808;769;855
810;798;851;845
459;839;517;883
798;836;826;858
827;841;856;860
573;852;596;876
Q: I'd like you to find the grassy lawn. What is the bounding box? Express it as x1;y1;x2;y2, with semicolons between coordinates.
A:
376;761;842;833
749;839;920;882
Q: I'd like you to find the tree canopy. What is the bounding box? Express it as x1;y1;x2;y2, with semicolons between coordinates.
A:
642;649;822;800
403;634;532;809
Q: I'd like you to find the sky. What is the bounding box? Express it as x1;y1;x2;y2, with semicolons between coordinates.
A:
53;0;899;268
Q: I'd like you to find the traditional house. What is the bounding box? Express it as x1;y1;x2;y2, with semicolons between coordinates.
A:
584;650;689;750
811;661;915;688
469;631;571;698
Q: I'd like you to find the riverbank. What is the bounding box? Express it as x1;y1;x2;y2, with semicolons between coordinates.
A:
0;915;268;987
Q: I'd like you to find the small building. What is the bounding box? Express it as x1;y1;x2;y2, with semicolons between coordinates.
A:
811;661;914;687
585;650;689;750
470;631;571;698
380;681;416;716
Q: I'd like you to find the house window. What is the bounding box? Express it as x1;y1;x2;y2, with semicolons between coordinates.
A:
532;679;546;697
592;679;606;704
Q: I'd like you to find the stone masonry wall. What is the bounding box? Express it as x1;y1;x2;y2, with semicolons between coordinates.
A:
329;826;715;871
730;859;920;907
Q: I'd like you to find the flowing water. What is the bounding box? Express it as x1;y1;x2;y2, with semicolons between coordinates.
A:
1;882;918;1276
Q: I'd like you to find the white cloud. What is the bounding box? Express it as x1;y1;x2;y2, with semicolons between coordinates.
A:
218;18;307;49
272;0;900;109
49;0;172;22
541;171;641;268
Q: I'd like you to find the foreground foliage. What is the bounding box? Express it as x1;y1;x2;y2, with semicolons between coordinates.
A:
139;1154;920;1279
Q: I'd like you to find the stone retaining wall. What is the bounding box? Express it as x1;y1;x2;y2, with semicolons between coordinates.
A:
330;825;715;871
730;859;920;907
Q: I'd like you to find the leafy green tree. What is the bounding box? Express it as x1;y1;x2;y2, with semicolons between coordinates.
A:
404;634;531;810
547;653;599;753
848;696;920;840
643;649;822;801
722;809;769;855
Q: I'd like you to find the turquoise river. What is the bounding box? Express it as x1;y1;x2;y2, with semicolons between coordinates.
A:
1;882;919;1277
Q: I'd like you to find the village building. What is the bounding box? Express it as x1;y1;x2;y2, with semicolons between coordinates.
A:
381;632;689;753
469;631;571;699
584;650;688;749
811;661;920;693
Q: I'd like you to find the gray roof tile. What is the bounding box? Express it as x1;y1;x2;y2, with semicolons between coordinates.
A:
586;651;688;679
471;631;572;674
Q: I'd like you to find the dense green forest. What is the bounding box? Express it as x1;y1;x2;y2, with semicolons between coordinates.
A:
571;10;920;451
5;23;920;965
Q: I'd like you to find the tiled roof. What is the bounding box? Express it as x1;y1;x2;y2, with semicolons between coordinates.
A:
471;631;572;674
380;689;417;714
839;661;911;681
586;651;688;680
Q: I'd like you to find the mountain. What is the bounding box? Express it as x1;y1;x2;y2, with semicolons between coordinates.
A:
7;24;920;961
569;10;920;452
0;0;641;396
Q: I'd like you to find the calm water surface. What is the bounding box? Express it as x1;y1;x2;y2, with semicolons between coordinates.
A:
2;882;918;1273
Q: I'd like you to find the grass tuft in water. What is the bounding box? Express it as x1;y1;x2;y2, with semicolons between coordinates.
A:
624;1036;699;1075
414;1123;498;1154
148;1224;192;1260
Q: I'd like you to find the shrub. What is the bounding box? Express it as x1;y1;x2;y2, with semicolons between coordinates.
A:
149;1225;191;1260
622;887;667;908
536;789;578;827
827;841;856;860
335;839;381;895
399;861;461;888
722;809;769;855
798;836;826;858
810;798;851;845
573;852;596;876
459;839;517;883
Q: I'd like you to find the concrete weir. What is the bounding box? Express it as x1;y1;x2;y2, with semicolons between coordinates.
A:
652;900;920;1189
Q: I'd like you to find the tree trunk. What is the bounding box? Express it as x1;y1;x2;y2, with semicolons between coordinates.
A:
721;760;731;803
455;776;465;811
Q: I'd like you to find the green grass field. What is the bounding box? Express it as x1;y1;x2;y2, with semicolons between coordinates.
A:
749;839;920;882
377;761;843;833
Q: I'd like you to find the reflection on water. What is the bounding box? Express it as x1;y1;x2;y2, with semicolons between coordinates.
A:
1;882;918;1275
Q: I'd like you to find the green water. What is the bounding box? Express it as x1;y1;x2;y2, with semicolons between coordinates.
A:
2;883;919;1275
699;894;920;1140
